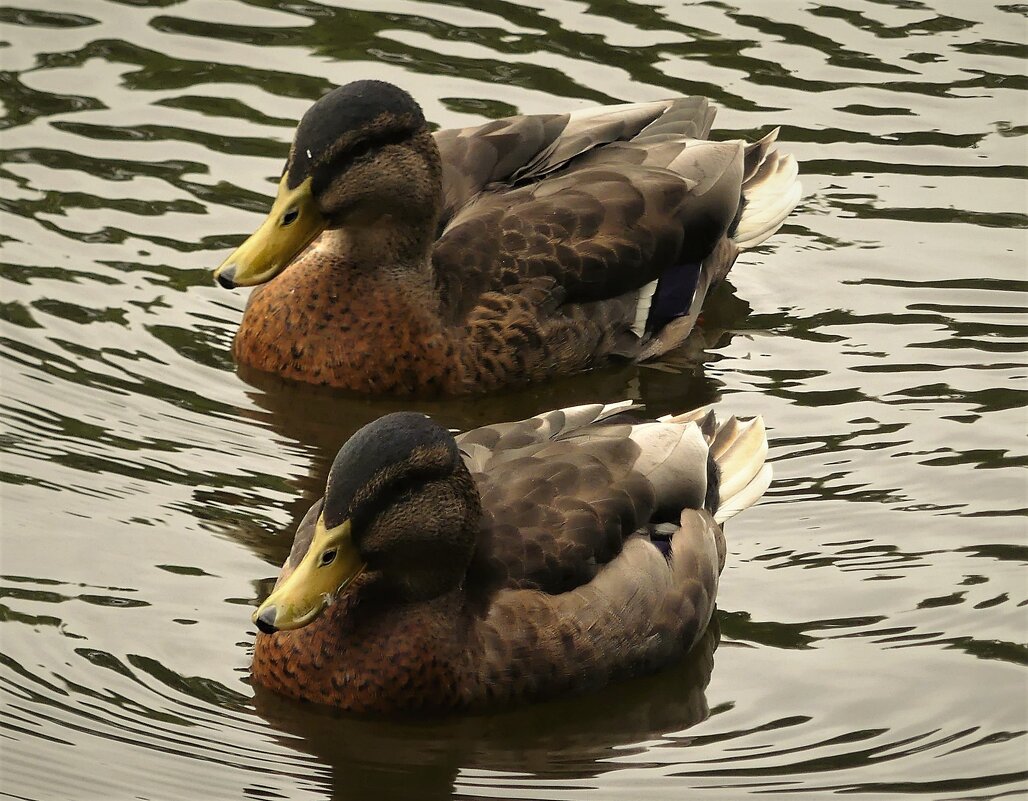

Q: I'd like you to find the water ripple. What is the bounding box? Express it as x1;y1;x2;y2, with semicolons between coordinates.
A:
1;0;1025;798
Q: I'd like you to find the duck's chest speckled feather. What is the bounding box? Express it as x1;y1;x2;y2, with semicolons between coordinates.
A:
251;585;475;714
233;254;463;395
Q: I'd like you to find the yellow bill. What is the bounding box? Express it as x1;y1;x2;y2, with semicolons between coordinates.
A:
214;176;326;288
253;517;365;633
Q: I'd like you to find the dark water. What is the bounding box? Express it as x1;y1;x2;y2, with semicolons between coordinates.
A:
2;1;1026;799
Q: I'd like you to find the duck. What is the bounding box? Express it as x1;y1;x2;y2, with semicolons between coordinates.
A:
214;80;801;396
250;401;771;713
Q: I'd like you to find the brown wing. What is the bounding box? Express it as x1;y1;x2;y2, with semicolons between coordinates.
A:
463;404;774;707
457;401;636;457
435;113;569;228
430;97;751;324
459;403;713;597
467;509;725;707
467;437;657;594
433;98;710;228
458;403;643;593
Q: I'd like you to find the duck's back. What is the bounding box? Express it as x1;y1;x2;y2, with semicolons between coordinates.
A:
455;403;771;708
433;99;720;317
430;100;800;390
434;98;716;229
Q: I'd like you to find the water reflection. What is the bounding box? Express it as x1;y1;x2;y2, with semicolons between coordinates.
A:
3;0;1027;798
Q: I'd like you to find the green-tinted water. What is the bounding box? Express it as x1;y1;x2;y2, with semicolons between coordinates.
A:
1;1;1025;799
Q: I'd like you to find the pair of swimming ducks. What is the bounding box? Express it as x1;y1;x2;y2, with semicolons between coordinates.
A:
215;80;801;714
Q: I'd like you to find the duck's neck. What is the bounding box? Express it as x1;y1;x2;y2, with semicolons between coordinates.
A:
314;223;436;288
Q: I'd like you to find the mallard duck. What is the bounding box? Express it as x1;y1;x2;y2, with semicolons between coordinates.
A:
214;80;800;395
250;401;771;713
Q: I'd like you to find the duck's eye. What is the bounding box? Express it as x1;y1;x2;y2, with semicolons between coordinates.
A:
319;548;337;567
280;208;299;227
349;140;373;162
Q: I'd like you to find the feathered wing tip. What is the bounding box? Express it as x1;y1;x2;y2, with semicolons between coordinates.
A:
456;400;639;472
534;400;638;440
731;128;803;250
658;407;711;426
512;96;717;184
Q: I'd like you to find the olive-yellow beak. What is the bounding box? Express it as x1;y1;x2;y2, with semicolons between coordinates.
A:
214;176;326;288
253;517;364;634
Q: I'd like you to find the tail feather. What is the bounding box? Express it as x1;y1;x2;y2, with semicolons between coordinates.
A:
659;406;771;521
710;415;740;460
732;129;802;249
716;463;772;524
710;414;772;523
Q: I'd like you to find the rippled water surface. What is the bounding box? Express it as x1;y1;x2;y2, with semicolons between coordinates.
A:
2;1;1026;798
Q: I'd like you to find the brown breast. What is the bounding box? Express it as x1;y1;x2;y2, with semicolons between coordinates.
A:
251;585;473;714
232;253;465;395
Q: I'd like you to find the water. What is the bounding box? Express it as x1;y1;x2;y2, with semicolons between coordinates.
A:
1;1;1025;798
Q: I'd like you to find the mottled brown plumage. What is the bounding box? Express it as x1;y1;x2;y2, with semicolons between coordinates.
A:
216;81;801;395
250;402;772;713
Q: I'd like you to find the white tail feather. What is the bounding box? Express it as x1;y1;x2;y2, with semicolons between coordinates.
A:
632;279;659;338
716;417;769;500
733;146;803;249
657;407;771;520
711;414;771;522
716;463;772;523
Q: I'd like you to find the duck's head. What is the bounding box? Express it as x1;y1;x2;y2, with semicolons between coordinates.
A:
215;80;440;289
252;412;479;634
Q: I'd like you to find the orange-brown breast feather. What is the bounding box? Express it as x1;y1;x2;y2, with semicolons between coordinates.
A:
234;251;463;395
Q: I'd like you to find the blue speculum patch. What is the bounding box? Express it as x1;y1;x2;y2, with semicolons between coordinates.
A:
645;260;701;334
